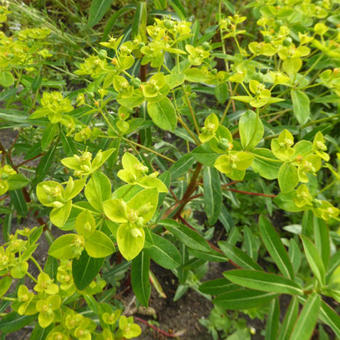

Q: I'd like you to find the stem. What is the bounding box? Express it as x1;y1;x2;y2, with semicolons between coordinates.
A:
1;297;16;301
30;256;43;273
182;86;200;136
178;216;240;268
220;84;239;124
26;272;38;283
174;163;202;218
227;188;277;198
134;316;178;338
98;135;176;163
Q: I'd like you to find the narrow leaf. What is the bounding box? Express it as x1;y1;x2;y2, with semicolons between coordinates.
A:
278;297;299;340
289;293;320;340
131;251;150;306
218;241;262;270
160;219;210;252
88;0;113;27
259;215;294;279
265;298;280;340
224;270;303;295
72;251;104;290
214;289;277;310
203;166;222;225
301;235;326;285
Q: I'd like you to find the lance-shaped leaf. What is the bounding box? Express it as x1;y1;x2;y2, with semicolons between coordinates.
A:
203;166;222;225
159;219;210;252
214;288;277;310
72;251;104;290
278;297;299;340
313;216;330;269
320;300;340;338
265;298;280;340
289;293;320;340
200;278;239;295
259;215;294;279
224;270;303;295
145;232;181;270
218;241;261;270
301;235;326;285
88;0;114;28
131;251;150;306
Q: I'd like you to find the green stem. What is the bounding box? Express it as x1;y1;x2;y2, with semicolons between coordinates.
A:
27;272;38;283
182;86;200;136
30;256;43;273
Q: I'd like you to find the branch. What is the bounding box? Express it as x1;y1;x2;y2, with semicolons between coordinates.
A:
134;316;181;338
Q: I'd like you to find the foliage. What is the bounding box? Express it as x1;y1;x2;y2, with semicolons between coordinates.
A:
0;0;339;339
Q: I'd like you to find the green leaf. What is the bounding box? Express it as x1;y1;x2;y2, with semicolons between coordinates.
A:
127;188;158;223
320;301;340;338
131;251;150;306
0;277;12;298
239;110;264;150
50;200;72;228
214;289;277;310
0;312;35;334
313;216;330;269
30;324;52;340
34;143;56;184
289;293;320;340
218;241;262;270
259;215;294;279
131;1;147;41
48;234;83;259
88;0;113;27
199;278;238;295
9;190;27;216
265;298;280;340
291;89;310;125
147;97;177;131
41;124;58;150
224;270;303;295
85;230;115;258
103;198;128;223
278;297;299;340
203;166;222;225
72;250;104;290
145;232;181;270
301;235;326;285
251;148;281;180
278;162;298;193
192;144;219;166
7;174;29;191
117;223;145;261
169;153;195;179
215;82;228;104
0;71;14;87
160;219;210;252
84;171;112;211
189;248;228;262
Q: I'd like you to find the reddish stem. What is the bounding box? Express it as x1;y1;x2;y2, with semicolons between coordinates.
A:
227;188;277;198
16;153;44;167
178;216;241;269
134;316;178;338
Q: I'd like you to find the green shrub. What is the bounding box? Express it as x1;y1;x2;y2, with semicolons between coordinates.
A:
0;0;339;339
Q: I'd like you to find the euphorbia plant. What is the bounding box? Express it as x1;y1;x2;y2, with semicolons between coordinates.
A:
0;0;340;339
